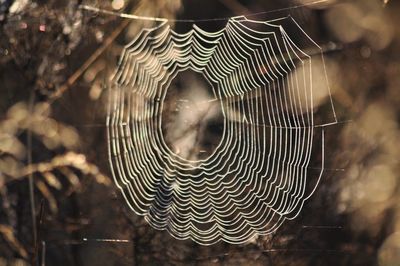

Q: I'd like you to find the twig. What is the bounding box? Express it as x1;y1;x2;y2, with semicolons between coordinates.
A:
37;18;130;114
27;90;37;266
33;200;45;265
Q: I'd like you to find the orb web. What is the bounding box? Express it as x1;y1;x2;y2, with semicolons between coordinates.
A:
107;15;337;245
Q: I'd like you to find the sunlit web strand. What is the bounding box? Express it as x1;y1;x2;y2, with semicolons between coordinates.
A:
80;0;332;22
106;14;337;245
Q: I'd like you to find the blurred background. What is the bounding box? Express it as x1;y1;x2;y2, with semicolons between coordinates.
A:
0;0;399;265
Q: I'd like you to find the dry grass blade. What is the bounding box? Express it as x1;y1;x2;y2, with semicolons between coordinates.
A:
59;167;81;188
35;180;58;213
0;225;28;259
16;152;111;185
42;172;62;190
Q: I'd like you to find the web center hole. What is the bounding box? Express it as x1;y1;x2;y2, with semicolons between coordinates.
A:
161;70;224;161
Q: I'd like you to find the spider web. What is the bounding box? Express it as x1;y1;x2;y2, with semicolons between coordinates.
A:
106;15;337;245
